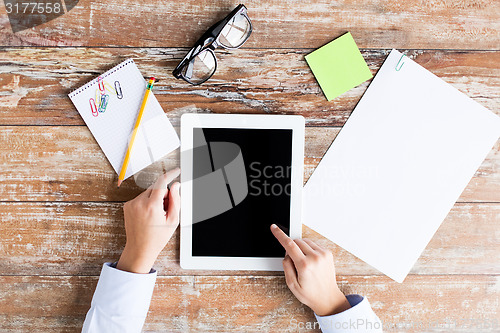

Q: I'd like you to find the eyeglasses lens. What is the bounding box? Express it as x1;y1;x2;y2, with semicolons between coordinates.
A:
218;13;252;48
182;49;217;84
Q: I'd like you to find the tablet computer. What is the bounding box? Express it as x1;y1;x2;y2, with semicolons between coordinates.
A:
180;114;304;270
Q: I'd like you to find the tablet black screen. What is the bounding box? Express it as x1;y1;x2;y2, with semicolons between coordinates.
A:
192;128;292;257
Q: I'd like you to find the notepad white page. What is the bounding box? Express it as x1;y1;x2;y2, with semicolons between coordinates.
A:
69;59;179;180
303;49;500;283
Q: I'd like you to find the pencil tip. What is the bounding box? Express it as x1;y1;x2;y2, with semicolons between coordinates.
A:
117;180;122;188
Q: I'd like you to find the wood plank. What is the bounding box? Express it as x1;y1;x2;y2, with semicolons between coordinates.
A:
0;0;498;49
0;275;498;332
0;126;498;202
1;202;498;276
0;49;498;126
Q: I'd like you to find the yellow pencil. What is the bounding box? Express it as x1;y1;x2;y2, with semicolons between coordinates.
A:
117;77;156;187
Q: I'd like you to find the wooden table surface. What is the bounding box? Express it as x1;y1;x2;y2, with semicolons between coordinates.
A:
0;0;499;332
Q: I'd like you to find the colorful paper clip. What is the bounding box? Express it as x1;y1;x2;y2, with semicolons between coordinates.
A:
95;89;102;106
98;94;110;113
90;98;98;117
395;54;406;71
115;81;123;99
103;82;115;94
97;76;105;92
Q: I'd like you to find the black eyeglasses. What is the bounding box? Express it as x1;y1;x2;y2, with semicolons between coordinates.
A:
173;4;252;85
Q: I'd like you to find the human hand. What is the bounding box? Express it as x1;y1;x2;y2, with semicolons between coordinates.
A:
270;224;351;316
116;168;181;274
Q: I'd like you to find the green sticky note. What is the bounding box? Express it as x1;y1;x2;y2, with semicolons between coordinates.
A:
305;32;372;101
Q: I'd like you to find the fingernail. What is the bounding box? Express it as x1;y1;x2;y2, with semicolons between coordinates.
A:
271;224;277;229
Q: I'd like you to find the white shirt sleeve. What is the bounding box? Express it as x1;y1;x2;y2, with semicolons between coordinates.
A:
315;294;383;333
81;262;157;333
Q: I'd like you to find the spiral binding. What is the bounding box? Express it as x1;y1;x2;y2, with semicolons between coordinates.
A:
68;58;135;98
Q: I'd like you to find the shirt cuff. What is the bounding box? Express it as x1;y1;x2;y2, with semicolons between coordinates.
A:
93;262;157;316
82;263;158;333
315;295;383;332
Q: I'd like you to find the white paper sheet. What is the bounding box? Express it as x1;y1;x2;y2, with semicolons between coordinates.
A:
69;59;179;179
303;49;500;283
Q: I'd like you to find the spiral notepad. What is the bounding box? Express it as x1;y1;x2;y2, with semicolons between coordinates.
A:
69;59;179;180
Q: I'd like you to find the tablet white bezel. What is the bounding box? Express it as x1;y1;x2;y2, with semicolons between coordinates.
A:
180;113;304;271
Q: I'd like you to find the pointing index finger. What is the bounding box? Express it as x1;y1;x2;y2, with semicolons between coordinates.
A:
150;168;181;202
270;224;304;262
